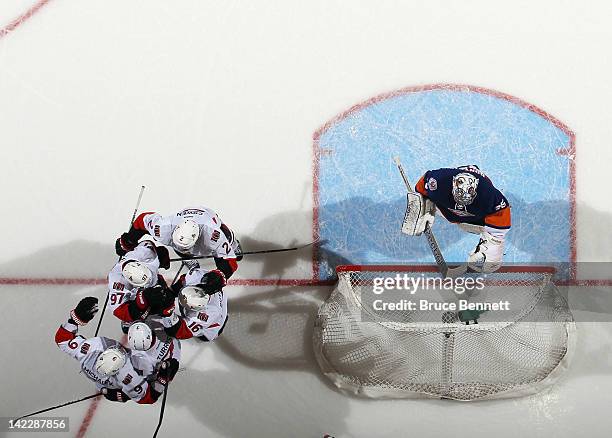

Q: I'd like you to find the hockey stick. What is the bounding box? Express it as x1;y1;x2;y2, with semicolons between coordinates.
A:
168;240;323;262
170;262;185;285
152;381;169;438
14;393;101;420
95;185;146;337
393;157;467;278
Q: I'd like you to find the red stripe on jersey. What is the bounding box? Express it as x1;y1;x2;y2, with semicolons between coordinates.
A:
113;303;136;322
208;323;220;328
55;325;76;344
176;320;194;340
227;258;238;273
132;212;155;231
136;385;157;405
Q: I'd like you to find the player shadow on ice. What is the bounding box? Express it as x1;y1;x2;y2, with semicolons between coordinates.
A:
243;193;612;281
0;239;118;278
3;237;612;430
167;286;353;437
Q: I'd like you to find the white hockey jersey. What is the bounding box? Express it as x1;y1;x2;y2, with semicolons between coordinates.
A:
107;240;160;321
138;206;237;259
54;320;161;404
161;267;228;340
130;337;181;379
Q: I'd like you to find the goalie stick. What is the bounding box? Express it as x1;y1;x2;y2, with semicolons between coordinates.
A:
94;185;146;337
393;157;468;278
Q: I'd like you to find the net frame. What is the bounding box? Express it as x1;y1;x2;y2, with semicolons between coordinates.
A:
314;265;576;401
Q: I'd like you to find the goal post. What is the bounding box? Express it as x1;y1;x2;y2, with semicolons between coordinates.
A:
313;265;576;401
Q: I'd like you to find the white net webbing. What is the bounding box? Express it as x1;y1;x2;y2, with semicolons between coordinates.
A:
313;266;575;401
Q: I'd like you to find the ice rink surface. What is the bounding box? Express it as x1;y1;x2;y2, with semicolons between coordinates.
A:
1;1;611;437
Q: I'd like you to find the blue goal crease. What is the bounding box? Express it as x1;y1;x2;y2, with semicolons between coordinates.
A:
315;89;572;280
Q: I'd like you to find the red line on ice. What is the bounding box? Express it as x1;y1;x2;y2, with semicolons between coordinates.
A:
0;277;334;287
0;0;52;39
74;395;101;438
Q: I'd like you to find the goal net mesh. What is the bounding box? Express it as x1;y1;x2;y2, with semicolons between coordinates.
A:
313;265;575;401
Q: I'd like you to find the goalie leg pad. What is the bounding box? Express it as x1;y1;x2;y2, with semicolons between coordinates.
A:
401;192;436;236
468;231;504;273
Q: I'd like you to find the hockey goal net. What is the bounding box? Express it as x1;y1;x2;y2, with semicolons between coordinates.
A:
313;265;575;401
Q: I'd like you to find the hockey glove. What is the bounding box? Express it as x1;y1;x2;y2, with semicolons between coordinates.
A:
115;227;148;256
155;246;171;270
70;297;99;326
198;269;226;295
156;358;179;385
136;285;165;310
102;388;129;403
138;285;175;315
115;232;138;256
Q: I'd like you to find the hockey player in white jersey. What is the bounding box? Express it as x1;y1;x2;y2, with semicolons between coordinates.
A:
162;267;228;341
115;206;242;280
107;240;174;331
127;322;181;383
54;297;177;404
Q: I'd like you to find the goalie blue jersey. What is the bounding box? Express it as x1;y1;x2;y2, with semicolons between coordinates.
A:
415;166;511;229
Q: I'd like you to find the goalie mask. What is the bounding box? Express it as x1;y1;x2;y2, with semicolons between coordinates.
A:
172;219;200;251
452;172;479;206
178;286;210;311
95;347;127;376
127;322;155;351
121;260;153;288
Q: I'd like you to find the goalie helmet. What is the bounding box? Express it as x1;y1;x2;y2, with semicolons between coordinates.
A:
452;172;479;206
95;347;127;376
172;219;200;251
127;322;155;351
178;286;210;311
121;260;152;287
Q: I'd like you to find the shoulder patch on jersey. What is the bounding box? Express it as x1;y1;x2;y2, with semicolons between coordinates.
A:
122;374;133;385
211;230;220;242
113;282;125;291
495;199;508;210
426;177;438;191
80;342;90;355
154;225;160;237
198;312;209;322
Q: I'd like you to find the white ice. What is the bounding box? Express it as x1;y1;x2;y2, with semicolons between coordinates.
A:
1;1;611;437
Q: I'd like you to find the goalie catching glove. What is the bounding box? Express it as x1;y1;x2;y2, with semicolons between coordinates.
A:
468;231;504;273
401;192;436;236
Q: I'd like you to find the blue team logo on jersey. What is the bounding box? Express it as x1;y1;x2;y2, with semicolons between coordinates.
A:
313;84;575;280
